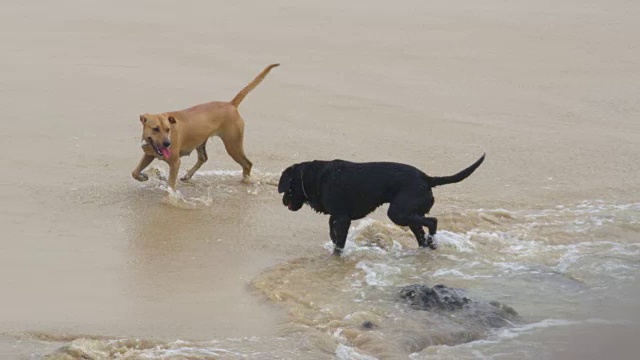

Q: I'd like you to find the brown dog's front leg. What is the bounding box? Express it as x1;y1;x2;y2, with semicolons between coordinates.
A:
182;142;208;182
167;158;181;190
132;154;155;181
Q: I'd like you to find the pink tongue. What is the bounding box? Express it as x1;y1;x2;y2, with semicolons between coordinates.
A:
161;148;171;159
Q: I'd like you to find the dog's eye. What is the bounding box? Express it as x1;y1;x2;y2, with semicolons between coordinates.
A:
153;127;160;132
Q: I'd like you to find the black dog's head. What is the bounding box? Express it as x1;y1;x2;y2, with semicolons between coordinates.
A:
278;164;307;211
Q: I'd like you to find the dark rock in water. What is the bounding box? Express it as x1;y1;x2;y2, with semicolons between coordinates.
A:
399;284;471;311
399;284;519;329
490;301;519;318
361;320;377;330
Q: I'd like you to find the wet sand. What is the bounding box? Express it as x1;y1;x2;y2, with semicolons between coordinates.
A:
1;0;639;358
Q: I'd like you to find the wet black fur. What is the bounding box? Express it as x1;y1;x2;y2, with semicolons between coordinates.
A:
278;154;485;255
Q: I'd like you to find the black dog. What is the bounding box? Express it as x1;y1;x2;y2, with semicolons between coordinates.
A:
278;154;485;255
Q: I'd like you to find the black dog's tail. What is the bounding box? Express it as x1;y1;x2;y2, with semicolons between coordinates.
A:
428;154;486;187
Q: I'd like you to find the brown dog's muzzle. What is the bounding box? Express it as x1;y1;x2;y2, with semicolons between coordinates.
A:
147;137;172;160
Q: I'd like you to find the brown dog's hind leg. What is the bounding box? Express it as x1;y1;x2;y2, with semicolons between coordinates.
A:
181;140;208;182
222;133;252;180
132;154;155;182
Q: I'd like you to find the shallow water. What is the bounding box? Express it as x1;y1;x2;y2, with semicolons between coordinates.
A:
2;0;640;359
6;200;640;359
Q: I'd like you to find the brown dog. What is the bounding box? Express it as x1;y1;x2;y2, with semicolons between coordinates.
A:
132;63;279;189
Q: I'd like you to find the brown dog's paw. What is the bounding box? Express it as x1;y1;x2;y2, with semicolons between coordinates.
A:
241;175;254;184
133;172;149;182
180;175;192;182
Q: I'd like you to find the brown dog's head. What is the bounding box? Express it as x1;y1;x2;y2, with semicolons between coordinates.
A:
139;114;176;160
278;164;307;211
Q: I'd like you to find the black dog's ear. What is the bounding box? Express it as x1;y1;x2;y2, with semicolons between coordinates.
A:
168;116;176;124
278;167;294;193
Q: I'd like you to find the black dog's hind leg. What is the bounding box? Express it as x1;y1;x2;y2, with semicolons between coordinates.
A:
330;217;351;255
423;217;438;249
409;217;438;249
388;198;438;249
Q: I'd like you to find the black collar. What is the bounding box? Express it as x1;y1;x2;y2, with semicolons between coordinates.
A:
300;168;309;198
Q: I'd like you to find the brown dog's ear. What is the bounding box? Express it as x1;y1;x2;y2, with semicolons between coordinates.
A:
168;116;176;124
139;115;147;123
278;167;294;193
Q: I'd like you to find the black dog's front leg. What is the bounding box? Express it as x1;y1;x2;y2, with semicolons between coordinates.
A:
329;216;338;244
330;216;351;255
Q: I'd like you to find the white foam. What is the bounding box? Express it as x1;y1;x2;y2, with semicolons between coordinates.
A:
429;318;590;352
195;169;243;177
492;318;579;340
488;317;637;345
158;184;214;209
355;261;402;287
466;231;514;244
350;218;378;234
435;230;476;252
500;239;546;257
336;343;378;360
331;219;481;255
523;201;640;233
583;318;636;325
138;167;283;209
139;346;249;358
323;219;386;255
495;262;531;273
432;268;494;280
553;245;582;273
414;317;624;360
195;169;280;186
551;241;640;275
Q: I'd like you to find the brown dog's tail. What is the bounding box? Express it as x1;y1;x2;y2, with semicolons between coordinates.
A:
428;154;486;187
230;63;280;107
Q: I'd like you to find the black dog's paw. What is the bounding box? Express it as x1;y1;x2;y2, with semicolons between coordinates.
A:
333;247;344;256
426;235;437;250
